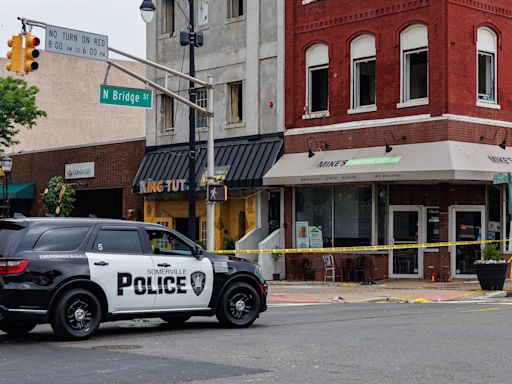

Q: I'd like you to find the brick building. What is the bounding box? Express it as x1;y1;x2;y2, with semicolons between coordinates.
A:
264;0;512;280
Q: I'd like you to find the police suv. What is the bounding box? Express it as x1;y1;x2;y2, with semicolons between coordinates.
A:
0;218;267;340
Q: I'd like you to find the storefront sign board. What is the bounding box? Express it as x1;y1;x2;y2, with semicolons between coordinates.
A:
308;226;323;248
65;162;95;180
200;166;231;187
142;179;188;194
296;221;310;248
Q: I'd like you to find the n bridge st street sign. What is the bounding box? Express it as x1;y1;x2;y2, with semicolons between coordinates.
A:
45;25;108;61
100;85;153;109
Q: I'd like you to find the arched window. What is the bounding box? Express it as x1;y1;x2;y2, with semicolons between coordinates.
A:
477;27;498;106
400;24;428;105
350;34;376;112
306;44;329;115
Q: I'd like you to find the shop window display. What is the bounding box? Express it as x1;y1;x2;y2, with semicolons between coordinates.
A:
295;186;373;247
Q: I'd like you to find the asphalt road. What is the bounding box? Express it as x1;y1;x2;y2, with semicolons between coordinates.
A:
1;302;512;384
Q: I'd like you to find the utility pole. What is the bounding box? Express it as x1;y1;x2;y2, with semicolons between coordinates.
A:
188;0;197;241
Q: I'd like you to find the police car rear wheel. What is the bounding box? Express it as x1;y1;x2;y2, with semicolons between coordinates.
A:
160;315;191;325
216;282;260;328
0;319;36;337
51;288;101;341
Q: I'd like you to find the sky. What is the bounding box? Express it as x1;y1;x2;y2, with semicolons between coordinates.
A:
0;0;147;59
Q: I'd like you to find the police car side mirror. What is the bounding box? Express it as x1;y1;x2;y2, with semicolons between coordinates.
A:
194;247;204;260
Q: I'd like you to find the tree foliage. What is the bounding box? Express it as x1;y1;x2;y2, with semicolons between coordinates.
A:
0;76;47;149
41;176;76;217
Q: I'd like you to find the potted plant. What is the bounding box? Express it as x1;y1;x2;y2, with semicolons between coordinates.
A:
473;243;508;291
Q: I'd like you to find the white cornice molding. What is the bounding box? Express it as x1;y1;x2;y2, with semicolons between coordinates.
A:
285;114;512;137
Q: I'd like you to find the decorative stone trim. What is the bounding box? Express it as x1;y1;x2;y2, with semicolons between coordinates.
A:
296;0;429;34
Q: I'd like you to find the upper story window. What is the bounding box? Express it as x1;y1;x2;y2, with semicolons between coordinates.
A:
229;81;243;124
197;0;208;26
350;34;376;113
477;27;498;108
399;24;428;107
163;96;174;133
305;44;329;117
159;0;175;35
196;88;208;128
227;0;244;19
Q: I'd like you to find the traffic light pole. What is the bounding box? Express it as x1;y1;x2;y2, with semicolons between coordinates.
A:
188;0;197;242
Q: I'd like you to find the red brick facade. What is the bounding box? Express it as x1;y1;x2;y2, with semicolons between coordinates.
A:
286;0;512;132
281;0;512;281
8;139;145;218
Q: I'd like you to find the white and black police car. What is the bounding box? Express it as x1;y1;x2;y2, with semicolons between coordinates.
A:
0;218;267;340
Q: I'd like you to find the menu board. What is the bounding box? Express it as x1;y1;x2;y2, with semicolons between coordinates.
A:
427;208;440;243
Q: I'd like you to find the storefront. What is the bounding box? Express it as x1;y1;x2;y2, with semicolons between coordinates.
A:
264;140;511;280
9;140;145;219
133;134;283;249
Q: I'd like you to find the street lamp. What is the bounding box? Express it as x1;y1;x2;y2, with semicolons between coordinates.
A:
140;0;156;24
1;156;13;218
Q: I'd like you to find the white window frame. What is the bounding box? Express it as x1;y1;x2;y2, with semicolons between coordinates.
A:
196;0;208;26
350;57;376;114
398;24;429;108
304;44;329;118
349;34;376;114
476;27;499;109
196;88;208;129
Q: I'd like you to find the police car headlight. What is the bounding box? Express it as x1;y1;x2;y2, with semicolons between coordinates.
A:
255;264;263;275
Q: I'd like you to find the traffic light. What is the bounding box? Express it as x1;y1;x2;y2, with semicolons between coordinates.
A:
6;34;23;73
24;33;40;73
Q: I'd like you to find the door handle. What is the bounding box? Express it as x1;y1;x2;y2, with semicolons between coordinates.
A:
157;263;171;267
94;261;109;266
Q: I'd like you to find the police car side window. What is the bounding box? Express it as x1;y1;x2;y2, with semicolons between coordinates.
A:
146;230;192;257
94;230;143;254
34;227;90;252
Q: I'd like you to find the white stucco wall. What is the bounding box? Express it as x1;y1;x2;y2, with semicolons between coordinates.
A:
145;0;284;147
0;52;146;153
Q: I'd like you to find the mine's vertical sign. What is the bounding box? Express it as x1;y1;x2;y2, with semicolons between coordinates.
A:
99;85;153;109
45;25;108;61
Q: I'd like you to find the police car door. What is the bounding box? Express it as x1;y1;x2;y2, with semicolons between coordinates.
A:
87;226;156;312
144;228;213;310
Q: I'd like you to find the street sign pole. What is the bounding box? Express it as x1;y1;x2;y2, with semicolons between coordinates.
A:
206;75;215;250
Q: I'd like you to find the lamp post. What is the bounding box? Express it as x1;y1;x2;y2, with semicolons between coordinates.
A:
141;0;204;242
1;156;13;218
139;0;156;23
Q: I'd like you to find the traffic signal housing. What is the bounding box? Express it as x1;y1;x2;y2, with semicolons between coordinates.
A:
6;34;23;73
24;33;40;73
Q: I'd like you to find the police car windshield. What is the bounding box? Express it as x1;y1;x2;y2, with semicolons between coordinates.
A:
0;224;24;256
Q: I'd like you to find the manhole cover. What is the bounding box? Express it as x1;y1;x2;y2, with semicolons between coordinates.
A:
92;344;143;351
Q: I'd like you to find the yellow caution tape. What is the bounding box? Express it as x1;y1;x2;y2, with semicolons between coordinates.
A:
210;238;512;255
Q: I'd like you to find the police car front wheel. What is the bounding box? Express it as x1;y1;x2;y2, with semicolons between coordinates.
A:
216;282;260;328
51;288;102;341
0;319;37;337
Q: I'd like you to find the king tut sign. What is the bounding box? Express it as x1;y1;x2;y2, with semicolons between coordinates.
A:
142;179;188;194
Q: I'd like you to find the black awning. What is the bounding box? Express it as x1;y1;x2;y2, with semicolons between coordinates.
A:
133;135;283;194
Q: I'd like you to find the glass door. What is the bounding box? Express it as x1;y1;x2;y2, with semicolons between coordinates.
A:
389;206;423;278
450;206;485;278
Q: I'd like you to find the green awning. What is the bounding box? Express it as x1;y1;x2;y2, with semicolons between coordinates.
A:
0;183;35;199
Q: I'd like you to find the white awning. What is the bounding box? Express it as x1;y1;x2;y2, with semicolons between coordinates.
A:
263;140;512;186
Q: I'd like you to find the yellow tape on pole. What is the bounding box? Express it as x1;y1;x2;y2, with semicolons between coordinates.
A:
209;238;510;255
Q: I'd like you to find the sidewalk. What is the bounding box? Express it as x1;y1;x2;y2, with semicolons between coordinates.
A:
267;279;512;304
